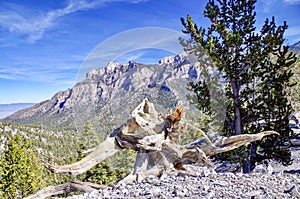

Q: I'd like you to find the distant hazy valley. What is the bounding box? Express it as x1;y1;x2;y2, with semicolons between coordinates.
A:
0;103;35;119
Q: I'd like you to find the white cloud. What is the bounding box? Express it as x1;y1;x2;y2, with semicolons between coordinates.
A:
284;0;300;4
75;27;187;81
260;0;275;13
285;26;300;37
0;63;76;85
0;0;148;43
116;52;145;63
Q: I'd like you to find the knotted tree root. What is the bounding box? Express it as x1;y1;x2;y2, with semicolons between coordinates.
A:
26;99;278;198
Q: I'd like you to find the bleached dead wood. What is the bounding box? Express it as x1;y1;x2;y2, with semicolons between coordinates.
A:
24;181;106;199
48;137;122;175
32;98;278;198
188;131;279;156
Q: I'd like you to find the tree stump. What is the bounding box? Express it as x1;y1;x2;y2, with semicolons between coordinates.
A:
26;98;278;198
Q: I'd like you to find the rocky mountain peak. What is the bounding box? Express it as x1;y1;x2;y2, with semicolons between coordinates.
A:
5;52;201;132
86;61;135;81
158;52;187;65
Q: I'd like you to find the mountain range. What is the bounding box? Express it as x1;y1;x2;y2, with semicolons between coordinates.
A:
4;41;300;135
5;52;201;135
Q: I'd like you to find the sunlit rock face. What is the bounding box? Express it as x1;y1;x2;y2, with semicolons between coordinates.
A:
5;53;201;132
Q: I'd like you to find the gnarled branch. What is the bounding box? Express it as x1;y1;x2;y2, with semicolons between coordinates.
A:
24;181;106;199
34;98;278;198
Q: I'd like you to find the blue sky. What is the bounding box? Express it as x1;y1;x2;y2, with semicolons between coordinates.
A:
0;0;299;104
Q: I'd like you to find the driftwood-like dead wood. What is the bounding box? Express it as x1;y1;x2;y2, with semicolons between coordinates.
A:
188;131;279;157
32;98;279;198
24;181;106;199
48;137;122;175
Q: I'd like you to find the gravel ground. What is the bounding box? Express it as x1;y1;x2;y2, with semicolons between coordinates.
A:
61;147;300;199
62;165;300;199
60;128;300;199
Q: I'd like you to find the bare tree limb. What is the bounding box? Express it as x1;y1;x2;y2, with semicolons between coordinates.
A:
35;99;279;198
48;137;122;175
24;181;106;199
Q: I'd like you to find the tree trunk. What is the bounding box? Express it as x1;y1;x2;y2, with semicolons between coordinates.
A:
231;78;254;173
231;78;242;135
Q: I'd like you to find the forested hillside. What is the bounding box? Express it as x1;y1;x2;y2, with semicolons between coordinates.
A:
0;121;136;198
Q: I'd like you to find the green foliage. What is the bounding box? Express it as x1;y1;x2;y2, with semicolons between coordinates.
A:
79;162;118;186
0;120;136;196
80;121;100;149
0;133;45;198
180;126;205;145
79;155;132;186
287;58;300;112
188;81;212;116
255;46;295;165
75;122;136;186
77;149;136;186
181;0;297;172
0;121;84;189
110;150;136;178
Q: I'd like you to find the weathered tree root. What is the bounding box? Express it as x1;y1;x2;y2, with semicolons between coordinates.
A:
47;137;122;175
29;98;278;198
24;181;106;199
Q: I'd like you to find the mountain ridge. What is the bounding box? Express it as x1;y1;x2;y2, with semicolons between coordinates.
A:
5;52;201;134
290;41;300;56
5;40;300;133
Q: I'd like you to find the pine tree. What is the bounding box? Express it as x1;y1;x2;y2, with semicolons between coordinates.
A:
287;59;300;112
77;121;123;185
256;46;296;165
181;0;297;172
80;121;100;149
0;133;44;198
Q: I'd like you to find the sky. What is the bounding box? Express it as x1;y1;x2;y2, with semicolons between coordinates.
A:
0;0;299;104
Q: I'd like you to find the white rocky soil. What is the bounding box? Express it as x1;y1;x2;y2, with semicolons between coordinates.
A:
60;163;300;199
60;131;300;199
